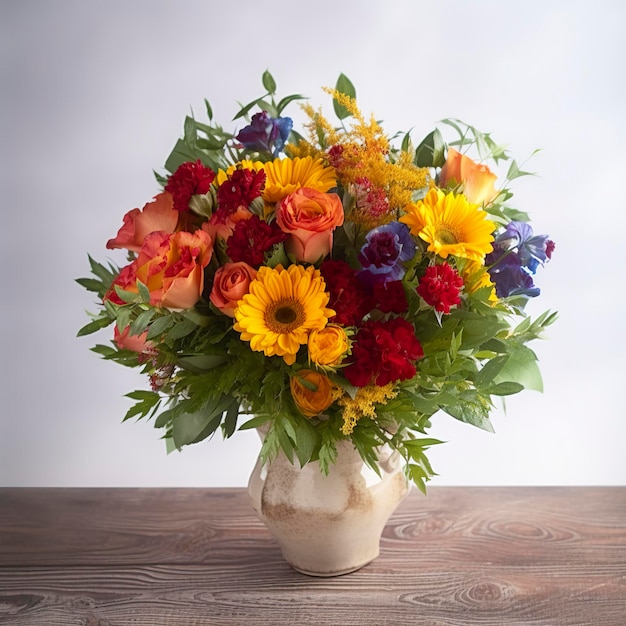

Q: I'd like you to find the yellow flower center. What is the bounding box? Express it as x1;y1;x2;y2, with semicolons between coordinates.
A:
266;299;305;333
435;225;460;245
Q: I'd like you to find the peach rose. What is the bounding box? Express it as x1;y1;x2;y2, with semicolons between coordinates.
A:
276;188;344;263
308;324;349;368
108;229;213;310
209;262;257;317
290;369;335;418
113;325;151;353
439;148;498;205
107;192;179;252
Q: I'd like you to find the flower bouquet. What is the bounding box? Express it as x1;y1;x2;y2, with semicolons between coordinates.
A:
78;71;555;494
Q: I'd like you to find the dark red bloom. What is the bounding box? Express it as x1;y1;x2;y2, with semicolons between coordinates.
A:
217;167;266;213
417;263;464;314
327;145;345;169
226;215;286;267
372;280;408;314
165;160;215;212
344;317;424;387
320;259;371;327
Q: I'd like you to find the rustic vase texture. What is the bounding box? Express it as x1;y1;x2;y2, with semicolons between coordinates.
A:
248;436;410;576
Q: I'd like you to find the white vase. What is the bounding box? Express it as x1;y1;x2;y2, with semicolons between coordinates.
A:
248;437;410;576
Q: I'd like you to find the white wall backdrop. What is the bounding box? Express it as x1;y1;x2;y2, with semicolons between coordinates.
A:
1;0;624;487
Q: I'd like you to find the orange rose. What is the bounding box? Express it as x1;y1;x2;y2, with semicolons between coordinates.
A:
276;188;344;263
106;192;179;253
209;261;257;317
290;369;335;418
108;229;213;310
439;148;498;205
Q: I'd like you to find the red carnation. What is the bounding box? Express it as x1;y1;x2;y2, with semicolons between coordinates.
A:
226;215;286;267
417;263;464;314
217;168;266;213
165;160;216;212
344;317;424;387
372;280;408;314
320;259;371;327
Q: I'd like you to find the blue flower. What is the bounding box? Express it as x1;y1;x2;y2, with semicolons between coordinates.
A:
493;221;552;274
236;111;293;157
357;222;416;287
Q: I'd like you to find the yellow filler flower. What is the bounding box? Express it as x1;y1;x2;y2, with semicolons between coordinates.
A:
233;264;335;365
401;188;496;262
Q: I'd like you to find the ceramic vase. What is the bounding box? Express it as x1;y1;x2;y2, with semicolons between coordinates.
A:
248;437;409;576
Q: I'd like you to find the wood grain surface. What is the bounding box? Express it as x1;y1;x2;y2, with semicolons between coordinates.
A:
0;487;624;625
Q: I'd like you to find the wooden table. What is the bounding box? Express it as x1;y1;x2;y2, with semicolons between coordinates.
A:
1;487;624;625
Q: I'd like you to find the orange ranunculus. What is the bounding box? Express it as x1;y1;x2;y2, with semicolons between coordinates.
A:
290;369;335;418
209;261;257;317
113;325;151;353
108;229;213;310
106;192;179;252
439;148;498;205
275;188;344;263
307;324;349;368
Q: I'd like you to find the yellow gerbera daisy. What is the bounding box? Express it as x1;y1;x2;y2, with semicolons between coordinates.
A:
262;156;337;203
233;264;335;365
400;188;496;262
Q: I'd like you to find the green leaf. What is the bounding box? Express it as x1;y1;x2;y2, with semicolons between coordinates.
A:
77;316;113;337
262;69;277;94
475;355;510;387
129;308;154;337
165;318;198;341
221;401;240;438
506;159;535;181
164;138;198;174
276;93;307;115
333;73;356;120
239;415;270;431
414;128;446;168
443;398;495;432
487;381;524;396
232;98;264;121
122;390;161;422
401;129;413;153
75;277;106;293
146;314;176;340
114;285;142;304
177;354;228;373
172;411;222;448
494;348;544;392
204;98;213;121
136;281;151;304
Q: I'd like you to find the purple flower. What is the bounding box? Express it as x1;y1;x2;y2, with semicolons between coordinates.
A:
492;221;554;274
236;111;293;157
358;222;416;287
487;254;540;298
486;221;554;299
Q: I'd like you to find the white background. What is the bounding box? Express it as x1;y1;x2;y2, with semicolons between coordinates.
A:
1;0;624;487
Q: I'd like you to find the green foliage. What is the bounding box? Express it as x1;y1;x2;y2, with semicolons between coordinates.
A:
414;128;446;168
